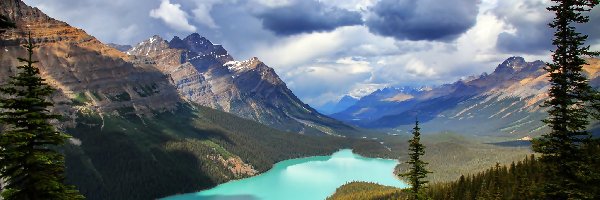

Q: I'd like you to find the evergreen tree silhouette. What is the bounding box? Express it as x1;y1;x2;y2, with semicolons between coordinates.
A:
400;120;432;200
0;34;84;200
532;0;600;199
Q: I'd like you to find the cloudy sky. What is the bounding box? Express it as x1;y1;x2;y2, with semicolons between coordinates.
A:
23;0;600;108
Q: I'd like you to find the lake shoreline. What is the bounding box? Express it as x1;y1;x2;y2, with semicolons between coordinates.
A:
162;149;407;200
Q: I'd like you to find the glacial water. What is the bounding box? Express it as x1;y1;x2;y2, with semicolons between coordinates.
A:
163;149;407;200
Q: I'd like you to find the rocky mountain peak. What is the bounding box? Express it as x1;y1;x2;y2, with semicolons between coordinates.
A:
493;56;545;75
149;35;163;42
0;0;128;60
162;33;232;63
126;35;169;56
124;31;356;135
1;0;54;25
169;33;214;54
494;56;527;74
168;36;185;49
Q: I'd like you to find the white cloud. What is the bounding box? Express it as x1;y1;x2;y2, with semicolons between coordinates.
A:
320;0;377;12
253;28;350;68
187;0;235;29
282;56;375;105
252;0;294;7
405;59;437;77
150;0;197;32
348;83;387;99
192;4;218;29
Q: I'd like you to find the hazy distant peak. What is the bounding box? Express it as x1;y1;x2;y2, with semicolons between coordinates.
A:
106;43;132;52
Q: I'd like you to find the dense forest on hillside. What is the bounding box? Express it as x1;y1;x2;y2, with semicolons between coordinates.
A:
425;155;546;199
327;182;407;200
374;133;533;182
63;103;391;200
329;140;600;200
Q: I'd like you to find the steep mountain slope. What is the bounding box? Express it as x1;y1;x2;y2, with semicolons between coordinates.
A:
126;34;360;136
0;1;386;199
0;0;180;120
333;57;600;137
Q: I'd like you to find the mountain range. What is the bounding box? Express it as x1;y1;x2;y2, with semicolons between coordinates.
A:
1;0;599;199
0;0;381;199
331;56;600;137
125;33;359;136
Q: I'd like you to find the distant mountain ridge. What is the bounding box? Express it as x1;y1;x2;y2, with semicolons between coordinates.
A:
331;86;430;122
332;57;600;137
127;34;359;136
106;43;132;52
317;95;359;115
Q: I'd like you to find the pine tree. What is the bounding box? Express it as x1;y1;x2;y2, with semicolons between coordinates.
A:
0;35;84;200
400;120;432;200
532;0;600;199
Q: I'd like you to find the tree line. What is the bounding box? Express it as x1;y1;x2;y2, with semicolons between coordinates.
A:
399;0;600;199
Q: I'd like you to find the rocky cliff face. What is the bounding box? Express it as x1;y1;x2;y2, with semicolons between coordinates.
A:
0;0;356;136
0;0;180;122
333;57;599;137
128;34;357;135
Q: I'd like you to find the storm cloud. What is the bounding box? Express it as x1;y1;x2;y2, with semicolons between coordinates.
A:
493;0;600;54
256;1;363;36
366;0;480;41
493;0;553;54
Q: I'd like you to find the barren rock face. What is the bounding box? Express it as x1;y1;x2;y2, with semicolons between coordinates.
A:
0;0;180;119
128;34;356;135
0;0;355;135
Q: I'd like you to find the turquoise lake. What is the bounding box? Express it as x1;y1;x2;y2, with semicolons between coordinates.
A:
163;149;408;200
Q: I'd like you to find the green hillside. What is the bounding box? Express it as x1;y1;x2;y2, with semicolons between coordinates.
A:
329;141;600;200
327;182;407;200
63;104;389;200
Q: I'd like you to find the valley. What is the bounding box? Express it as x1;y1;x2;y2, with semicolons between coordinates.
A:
1;0;598;199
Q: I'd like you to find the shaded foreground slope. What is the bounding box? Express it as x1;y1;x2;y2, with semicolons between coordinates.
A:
65;104;389;200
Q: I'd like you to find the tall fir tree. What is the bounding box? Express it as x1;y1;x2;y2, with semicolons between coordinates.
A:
401;120;431;200
532;0;600;199
0;35;84;200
